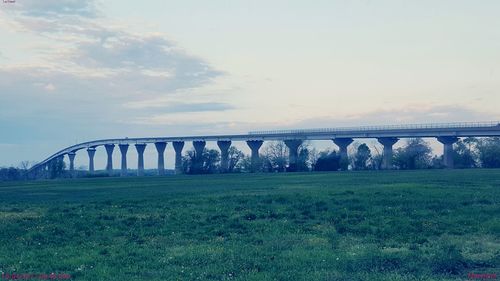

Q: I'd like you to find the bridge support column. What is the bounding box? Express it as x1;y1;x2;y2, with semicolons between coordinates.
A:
119;144;129;176
68;151;76;177
246;140;263;172
193;141;206;173
193;141;206;157
333;138;353;170
154;142;167;176
377;137;399;169
87;147;96;173
105;144;115;176
284;139;303;172
136;144;147;176
437;136;459;169
217;140;231;173
172;141;184;174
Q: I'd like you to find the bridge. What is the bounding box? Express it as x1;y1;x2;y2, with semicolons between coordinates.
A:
28;121;500;177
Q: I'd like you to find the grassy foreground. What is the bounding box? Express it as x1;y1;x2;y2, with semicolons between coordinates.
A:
0;170;499;281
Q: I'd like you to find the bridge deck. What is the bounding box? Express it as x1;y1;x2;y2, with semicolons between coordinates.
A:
29;121;500;172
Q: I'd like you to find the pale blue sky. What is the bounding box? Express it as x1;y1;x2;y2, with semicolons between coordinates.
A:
0;0;499;168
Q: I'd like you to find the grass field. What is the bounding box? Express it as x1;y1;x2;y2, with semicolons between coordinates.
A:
0;170;499;281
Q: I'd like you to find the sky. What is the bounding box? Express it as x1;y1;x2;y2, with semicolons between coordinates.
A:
0;0;499;169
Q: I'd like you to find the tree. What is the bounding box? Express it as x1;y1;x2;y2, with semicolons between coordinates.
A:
431;155;445;169
228;146;244;172
0;167;21;181
48;157;66;179
205;149;221;173
393;138;433;170
261;141;311;172
370;145;383;170
234;155;252;173
182;150;196;174
314;150;341;171
182;148;221;174
19;161;31;171
297;143;311;172
453;138;478;168
463;137;478;152
262;141;288;172
309;148;320;171
353;143;371;170
477;137;500;168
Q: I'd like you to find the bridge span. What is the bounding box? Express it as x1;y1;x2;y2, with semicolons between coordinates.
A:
28;121;500;177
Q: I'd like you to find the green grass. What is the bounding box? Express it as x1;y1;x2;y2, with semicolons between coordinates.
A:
0;170;499;280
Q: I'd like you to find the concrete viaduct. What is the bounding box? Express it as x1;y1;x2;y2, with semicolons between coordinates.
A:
28;122;500;177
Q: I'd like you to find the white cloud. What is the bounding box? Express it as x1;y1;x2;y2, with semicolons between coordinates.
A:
0;0;233;168
14;0;100;18
43;83;56;91
0;0;225;126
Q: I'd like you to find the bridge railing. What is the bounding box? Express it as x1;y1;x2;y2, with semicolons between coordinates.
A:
248;121;500;135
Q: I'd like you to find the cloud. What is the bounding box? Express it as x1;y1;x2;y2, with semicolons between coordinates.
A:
124;101;234;112
43;83;56;91
0;0;224;133
284;104;499;130
14;0;99;18
71;33;220;88
0;0;229;168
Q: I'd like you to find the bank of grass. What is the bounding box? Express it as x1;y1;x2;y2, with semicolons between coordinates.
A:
0;169;499;280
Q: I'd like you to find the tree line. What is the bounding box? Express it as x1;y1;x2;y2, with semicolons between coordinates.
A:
179;137;500;174
1;137;499;180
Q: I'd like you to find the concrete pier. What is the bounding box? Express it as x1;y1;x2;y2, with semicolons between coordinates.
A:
333;138;353;170
105;144;115;175
172;141;185;174
135;144;147;176
246;140;263;172
193;141;206;157
377;137;399;169
437;136;459;168
284;139;303;172
154;142;167;175
87;147;96;173
119;144;129;176
68;151;76;177
217;140;231;173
